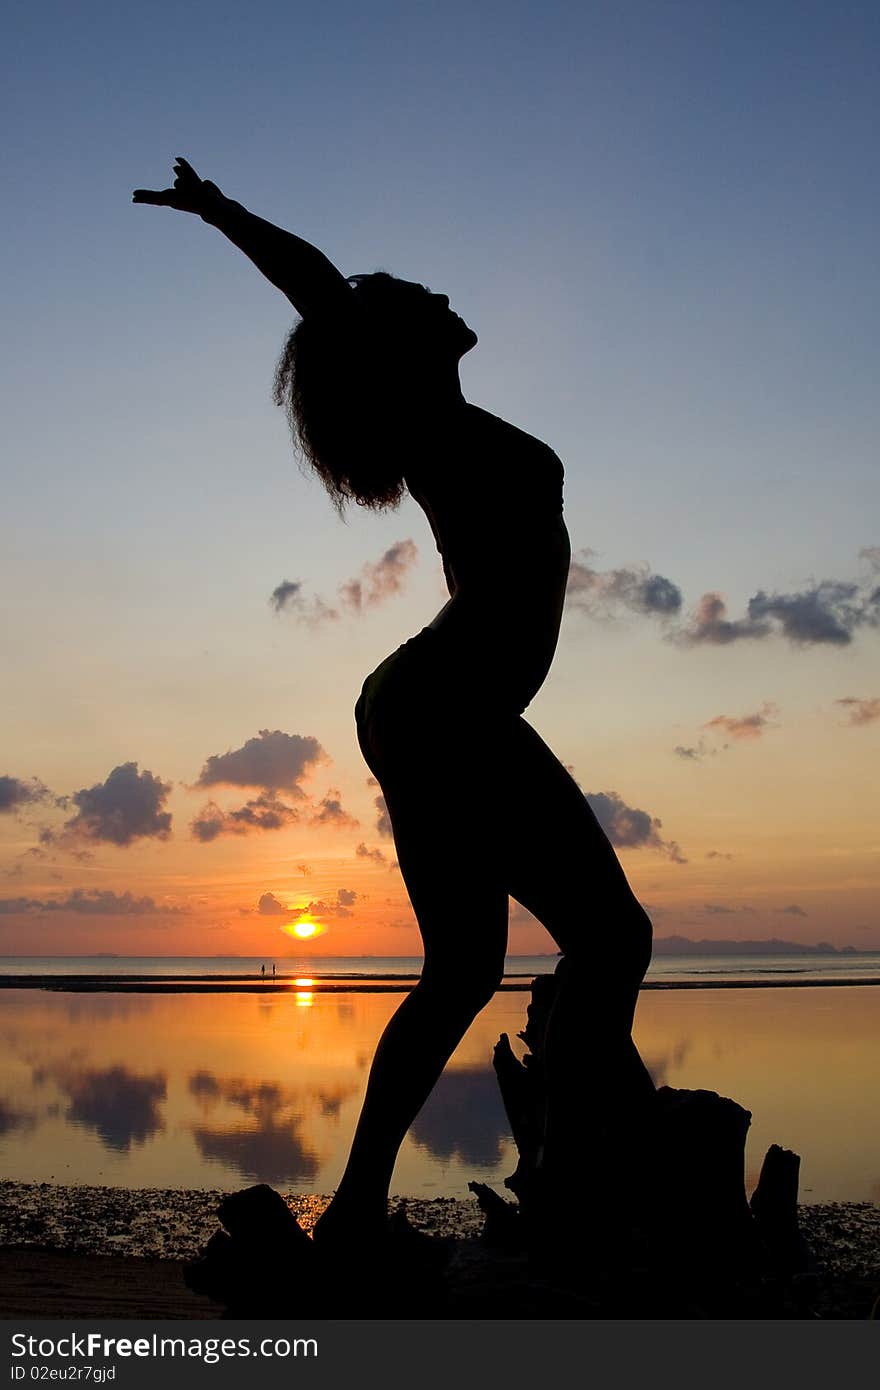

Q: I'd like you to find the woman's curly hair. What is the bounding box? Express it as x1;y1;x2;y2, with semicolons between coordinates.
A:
273;272;417;515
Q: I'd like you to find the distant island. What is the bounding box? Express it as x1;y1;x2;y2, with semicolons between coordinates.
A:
652;936;864;956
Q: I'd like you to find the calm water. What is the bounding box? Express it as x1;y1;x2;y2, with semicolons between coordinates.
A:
0;981;877;1204
2;952;879;984
0;955;559;984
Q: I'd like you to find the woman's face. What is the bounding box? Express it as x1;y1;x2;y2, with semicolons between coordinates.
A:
401;281;479;359
356;276;478;361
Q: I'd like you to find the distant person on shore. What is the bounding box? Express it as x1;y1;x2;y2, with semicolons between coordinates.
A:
134;159;655;1256
272;963;276;980
260;963;265;980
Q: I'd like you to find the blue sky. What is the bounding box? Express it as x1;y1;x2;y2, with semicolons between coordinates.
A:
2;0;878;952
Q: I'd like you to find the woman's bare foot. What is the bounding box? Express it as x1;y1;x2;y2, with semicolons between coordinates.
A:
312;1196;451;1282
311;1193;387;1256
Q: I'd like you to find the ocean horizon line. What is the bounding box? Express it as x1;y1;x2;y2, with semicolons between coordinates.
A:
0;938;878;961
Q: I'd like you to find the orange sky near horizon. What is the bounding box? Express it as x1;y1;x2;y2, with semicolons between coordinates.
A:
2;679;878;957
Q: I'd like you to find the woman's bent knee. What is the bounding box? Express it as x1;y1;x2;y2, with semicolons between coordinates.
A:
557;902;652;988
419;961;504;1016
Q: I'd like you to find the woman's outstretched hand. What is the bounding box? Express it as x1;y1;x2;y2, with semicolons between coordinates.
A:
132;157;227;218
134;156;349;316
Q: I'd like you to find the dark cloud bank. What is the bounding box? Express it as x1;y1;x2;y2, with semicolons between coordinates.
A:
195;730;325;793
256;888;358;919
0;889;182;917
586;790;686;863
34;764;173;851
191;730;356;842
566;547;880;649
0;776;57;815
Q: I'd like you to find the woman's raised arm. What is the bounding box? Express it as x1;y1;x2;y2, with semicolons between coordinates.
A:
133;158;353;320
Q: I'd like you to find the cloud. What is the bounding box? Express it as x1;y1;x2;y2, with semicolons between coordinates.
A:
269;579;339;624
26;830;95;865
309;790;358;829
835;697;880;726
187;1072;355;1186
269;579;301;612
191;732;329;841
676;592;771;646
355;842;387;865
679;553;880;647
40;1063;167;1152
747;582;877;646
46;764;173;848
706;850;734;860
272;540;418;624
586;790;686;862
192;1118;316;1185
366;779;392;836
195;729;325;793
675;704;778;762
338;540;418;613
191;792;300;842
0;889;183;917
373;791;392;837
409;1066;511;1167
0;776;56;814
560;548;880;648
566;551;682;620
285;889;360;920
258;888;359;919
703;702;778;742
776;904;808;917
257;892;289;916
190;803;229;843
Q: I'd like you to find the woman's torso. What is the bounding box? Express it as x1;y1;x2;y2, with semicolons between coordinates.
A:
403;403;571;711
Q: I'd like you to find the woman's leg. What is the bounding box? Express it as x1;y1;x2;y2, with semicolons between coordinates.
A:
315;699;651;1246
313;747;509;1247
501;718;655;1185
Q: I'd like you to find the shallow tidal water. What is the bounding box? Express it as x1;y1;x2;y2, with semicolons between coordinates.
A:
0;984;877;1203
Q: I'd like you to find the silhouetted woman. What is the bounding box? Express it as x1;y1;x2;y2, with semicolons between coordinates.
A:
134;160;655;1254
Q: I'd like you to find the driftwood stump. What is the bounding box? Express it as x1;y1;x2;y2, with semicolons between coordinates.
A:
185;1185;452;1317
185;1184;317;1316
471;970;812;1313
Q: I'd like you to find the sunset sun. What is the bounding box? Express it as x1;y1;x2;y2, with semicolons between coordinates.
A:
283;920;323;940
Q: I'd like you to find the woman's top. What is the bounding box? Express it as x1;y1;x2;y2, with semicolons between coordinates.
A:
405;403;571;713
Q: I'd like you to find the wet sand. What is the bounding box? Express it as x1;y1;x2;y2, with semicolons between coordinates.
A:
0;1248;219;1319
0;1181;877;1319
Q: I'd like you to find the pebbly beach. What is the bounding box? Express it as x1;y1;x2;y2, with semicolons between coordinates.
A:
0;1180;878;1319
